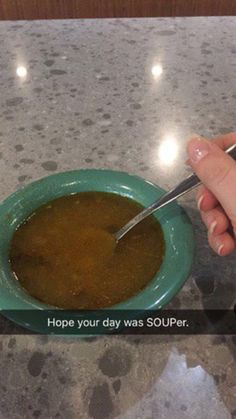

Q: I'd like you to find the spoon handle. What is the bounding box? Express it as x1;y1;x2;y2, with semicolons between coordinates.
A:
115;144;236;241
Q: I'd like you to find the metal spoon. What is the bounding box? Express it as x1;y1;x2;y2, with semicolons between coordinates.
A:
115;144;236;241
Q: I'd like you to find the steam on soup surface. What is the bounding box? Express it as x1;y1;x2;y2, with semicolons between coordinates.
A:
10;192;165;309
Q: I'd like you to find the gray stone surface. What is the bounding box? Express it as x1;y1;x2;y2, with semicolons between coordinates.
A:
0;17;235;419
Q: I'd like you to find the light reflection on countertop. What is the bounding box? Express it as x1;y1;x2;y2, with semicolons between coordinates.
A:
158;134;179;166
151;64;163;79
118;348;231;419
16;65;27;78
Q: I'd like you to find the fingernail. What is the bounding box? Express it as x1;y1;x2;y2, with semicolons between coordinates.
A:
188;137;210;164
217;244;224;256
209;220;217;235
197;195;204;210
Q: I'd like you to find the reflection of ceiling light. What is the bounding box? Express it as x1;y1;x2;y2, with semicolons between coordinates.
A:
158;135;179;166
16;66;27;78
151;64;163;78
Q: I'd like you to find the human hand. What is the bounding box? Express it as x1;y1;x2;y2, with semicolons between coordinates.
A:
187;133;236;256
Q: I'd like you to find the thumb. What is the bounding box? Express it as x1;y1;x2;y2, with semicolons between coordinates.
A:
187;137;236;225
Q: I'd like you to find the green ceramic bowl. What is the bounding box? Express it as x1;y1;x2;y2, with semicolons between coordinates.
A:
0;169;194;333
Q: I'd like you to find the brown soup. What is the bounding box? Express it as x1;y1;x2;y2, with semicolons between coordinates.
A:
10;192;165;309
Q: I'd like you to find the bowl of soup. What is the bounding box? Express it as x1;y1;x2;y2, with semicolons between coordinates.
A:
0;169;194;332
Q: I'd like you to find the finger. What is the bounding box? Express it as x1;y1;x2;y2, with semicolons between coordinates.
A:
213;132;236;150
208;231;236;256
195;132;236;211
201;206;229;236
187;136;236;227
196;185;218;212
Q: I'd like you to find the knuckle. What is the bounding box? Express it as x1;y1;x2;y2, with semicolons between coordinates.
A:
209;165;233;186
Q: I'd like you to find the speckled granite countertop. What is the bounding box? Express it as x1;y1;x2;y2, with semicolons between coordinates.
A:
0;17;236;419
